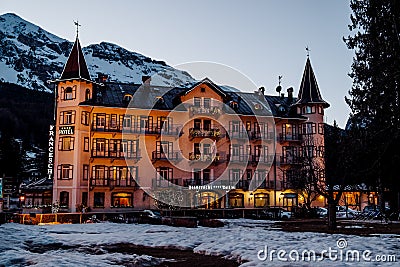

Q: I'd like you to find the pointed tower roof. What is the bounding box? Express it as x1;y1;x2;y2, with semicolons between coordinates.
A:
295;57;329;108
59;36;91;80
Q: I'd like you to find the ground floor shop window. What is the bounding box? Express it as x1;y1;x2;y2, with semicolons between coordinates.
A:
229;193;244;208
111;192;133;207
94;192;105;208
195;191;221;209
254;193;270;208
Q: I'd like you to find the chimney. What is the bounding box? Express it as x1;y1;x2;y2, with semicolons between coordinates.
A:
287;87;294;101
280;93;285;99
142;75;151;86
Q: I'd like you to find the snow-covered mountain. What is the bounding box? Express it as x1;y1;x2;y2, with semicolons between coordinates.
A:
0;13;194;92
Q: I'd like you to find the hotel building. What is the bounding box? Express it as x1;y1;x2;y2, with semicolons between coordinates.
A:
52;36;329;212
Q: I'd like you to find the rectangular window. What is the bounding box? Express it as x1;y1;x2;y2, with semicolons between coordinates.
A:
318;106;324;115
318;123;324;135
194;97;201;107
81;111;89;125
60;111;76;125
83;164;89;180
93;192;105;208
58;136;75;151
84;137;89;152
203;98;211;108
57;164;73;179
302;122;316;135
109;114;118;129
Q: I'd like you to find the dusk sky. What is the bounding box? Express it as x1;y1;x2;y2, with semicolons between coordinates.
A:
1;0;353;127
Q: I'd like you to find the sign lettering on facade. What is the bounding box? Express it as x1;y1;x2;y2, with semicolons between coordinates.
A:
48;125;55;179
59;126;75;135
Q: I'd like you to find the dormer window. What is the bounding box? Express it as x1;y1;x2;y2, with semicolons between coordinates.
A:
278;105;286;113
254;103;263;110
230;101;238;110
123;94;132;102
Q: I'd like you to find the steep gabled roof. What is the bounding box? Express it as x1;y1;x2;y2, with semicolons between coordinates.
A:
295;57;329;108
59;37;91;80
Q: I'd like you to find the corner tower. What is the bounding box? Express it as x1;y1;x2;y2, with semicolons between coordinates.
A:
52;32;94;212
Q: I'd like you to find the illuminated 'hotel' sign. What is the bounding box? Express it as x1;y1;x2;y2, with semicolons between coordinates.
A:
59;126;75;135
48;125;55;179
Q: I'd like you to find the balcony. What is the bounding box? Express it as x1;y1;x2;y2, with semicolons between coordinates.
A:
236;180;249;190
279;156;303;166
278;133;302;143
189;128;222;139
152;178;181;188
152;151;182;162
91;150;141;162
226;154;251;163
184;179;212;187
188;152;225;165
90;177;138;189
189;105;222;118
227;131;249;140
92;125;122;133
251;155;275;166
251;131;275;141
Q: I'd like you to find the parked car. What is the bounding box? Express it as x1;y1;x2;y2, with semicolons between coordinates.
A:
265;208;292;219
315;207;328;218
336;206;360;218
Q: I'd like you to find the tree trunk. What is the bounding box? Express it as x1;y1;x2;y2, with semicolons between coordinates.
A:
327;201;337;230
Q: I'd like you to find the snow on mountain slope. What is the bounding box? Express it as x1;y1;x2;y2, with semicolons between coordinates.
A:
0;13;194;92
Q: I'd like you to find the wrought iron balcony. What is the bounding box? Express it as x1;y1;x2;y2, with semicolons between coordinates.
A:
278;133;302;143
189;105;222;117
251;154;275;165
152;178;181;188
152;150;181;162
188;152;225;164
189;128;222;139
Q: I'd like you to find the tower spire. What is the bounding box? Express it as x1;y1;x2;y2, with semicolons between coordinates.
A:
59;22;90;81
74;20;81;38
295;57;329;108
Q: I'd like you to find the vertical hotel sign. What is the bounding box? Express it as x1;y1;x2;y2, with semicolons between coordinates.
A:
48;125;55;179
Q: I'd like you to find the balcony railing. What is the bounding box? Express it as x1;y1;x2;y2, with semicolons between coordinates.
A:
189;106;222;117
152;151;181;162
227;131;249;140
251;131;275;141
90;177;138;187
92;123;182;135
189;128;222;139
152;178;181;188
184;179;213;187
91;149;141;160
278;133;302;143
280;156;303;165
251;155;275;165
188;152;225;164
236;180;249;190
226;154;251;163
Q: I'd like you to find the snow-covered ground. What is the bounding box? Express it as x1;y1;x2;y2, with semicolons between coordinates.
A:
0;219;399;266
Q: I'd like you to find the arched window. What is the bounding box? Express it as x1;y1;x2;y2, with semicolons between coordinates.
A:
85;89;91;101
60;191;69;208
